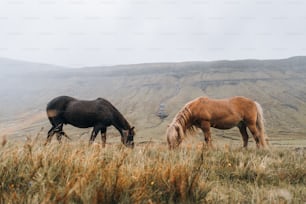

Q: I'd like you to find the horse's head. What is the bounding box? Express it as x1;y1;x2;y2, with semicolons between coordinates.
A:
166;123;182;149
122;126;135;148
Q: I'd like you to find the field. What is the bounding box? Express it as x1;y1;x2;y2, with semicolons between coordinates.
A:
0;57;306;203
0;135;305;204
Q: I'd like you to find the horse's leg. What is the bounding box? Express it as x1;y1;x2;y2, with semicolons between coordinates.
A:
56;132;70;143
55;124;64;143
204;130;212;147
46;126;56;144
56;132;62;143
100;127;107;148
46;123;63;144
200;122;213;147
247;123;261;148
61;131;71;140
238;124;249;148
89;126;99;144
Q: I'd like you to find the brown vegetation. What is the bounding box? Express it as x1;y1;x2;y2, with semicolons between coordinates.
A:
0;137;305;203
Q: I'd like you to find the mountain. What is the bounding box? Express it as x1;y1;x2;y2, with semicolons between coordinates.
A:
0;56;305;147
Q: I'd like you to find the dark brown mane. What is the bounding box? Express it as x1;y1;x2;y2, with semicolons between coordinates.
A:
96;98;131;131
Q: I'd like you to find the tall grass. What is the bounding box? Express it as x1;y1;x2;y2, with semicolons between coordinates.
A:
0;138;305;203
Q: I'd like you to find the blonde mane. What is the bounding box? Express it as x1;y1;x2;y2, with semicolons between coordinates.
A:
169;102;197;139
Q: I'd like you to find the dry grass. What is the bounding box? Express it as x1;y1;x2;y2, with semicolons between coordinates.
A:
0;137;305;204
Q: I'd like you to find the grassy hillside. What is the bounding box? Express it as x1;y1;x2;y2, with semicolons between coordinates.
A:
0;139;305;203
0;57;305;203
0;57;305;147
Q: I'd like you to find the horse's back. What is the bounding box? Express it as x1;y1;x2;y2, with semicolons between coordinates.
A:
65;98;102;116
195;96;254;107
229;96;254;103
189;96;256;119
47;96;76;110
62;97;117;127
229;96;257;112
66;98;115;115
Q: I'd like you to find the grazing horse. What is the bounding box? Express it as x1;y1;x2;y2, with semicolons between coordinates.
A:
166;96;268;149
46;96;135;148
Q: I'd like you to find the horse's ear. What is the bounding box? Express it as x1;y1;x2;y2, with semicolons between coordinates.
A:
131;126;135;130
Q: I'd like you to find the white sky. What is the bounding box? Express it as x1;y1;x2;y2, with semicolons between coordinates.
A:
0;0;305;67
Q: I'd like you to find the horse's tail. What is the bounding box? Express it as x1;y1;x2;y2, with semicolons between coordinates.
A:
255;101;269;147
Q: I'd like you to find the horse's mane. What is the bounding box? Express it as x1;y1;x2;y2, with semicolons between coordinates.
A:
97;98;131;130
169;102;197;138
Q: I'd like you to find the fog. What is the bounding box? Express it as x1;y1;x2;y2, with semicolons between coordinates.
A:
0;0;305;67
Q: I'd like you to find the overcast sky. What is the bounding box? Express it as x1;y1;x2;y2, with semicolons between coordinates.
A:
0;0;305;67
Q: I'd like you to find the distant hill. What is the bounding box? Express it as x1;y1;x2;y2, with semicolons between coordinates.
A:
0;57;66;75
0;56;305;147
0;57;68;119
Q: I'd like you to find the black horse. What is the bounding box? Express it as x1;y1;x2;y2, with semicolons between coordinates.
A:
46;96;135;148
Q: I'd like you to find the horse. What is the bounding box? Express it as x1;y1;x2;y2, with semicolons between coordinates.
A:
166;96;268;149
46;96;135;148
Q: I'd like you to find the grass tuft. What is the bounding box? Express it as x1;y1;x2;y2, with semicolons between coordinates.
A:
0;139;305;203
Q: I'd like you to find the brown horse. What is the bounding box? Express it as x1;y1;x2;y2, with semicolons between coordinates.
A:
166;96;268;149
